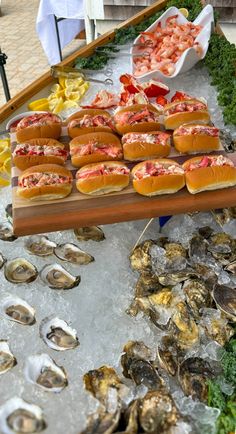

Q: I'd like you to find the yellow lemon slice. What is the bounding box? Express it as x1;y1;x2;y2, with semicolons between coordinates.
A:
0;139;10;148
53;89;65;99
3;157;11;176
52;97;64;114
62;100;79;110
65;77;84;90
64;89;82;101
0;172;10;187
179;8;189;18
0;146;11;164
50;83;62;94
58;76;66;89
28;98;49;111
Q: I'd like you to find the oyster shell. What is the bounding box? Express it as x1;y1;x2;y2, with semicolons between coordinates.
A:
0;397;46;434
0;252;6;269
198;226;214;239
189;234;208;259
171;302;199;349
158;269;199;286
84;366;125;406
163;241;187;271
0;222;17;242
203;317;234;346
183;279;211;319
40;317;79;351
5;204;13;226
207;232;236;264
24;354;68;392
121;341;163;390
25;235;56;257
193;263;218;288
4;258;38;284
79;410;120;434
74;226;105;242
224;260;236;275
0;295;36;325
212;285;236;321
129;240;156;272
134;272;162;298
0;341;17;375
139;390;180;433
131;288;174;326
54;243;94;265
156;346;177;376
40;263;80;290
178;357;212;401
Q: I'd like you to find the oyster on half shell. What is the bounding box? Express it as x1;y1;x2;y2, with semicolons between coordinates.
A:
79;410;120;434
4;258;38;284
40;317;79;351
0;252;6;269
54;243;94;265
25;235;56;257
0;341;17;375
24;354;68;392
129;240;156;272
74;226;105;242
0;295;36;325
40;263;80;289
178;357;213;402
0;397;46;434
84;366;126;407
0;222;17;242
212;285;236;322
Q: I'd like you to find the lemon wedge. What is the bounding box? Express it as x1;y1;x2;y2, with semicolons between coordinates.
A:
0;172;10;187
0;138;10;148
28;98;49;111
179;8;189;18
58;76;66;89
0;146;11;164
65;77;84;90
52;97;64;114
62;100;79;110
50;83;61;93
3;157;11;176
65;89;82;101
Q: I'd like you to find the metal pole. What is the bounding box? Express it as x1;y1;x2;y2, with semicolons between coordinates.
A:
0;50;11;101
54;15;65;63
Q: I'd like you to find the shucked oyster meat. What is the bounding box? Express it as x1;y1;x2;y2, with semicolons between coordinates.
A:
0;341;17;375
25;235;56;256
40;317;79;351
0;397;46;434
121;341;163;390
74;226;105;242
4;258;38;284
40;263;80;289
54;243;94;265
0;295;36;325
24;354;68;392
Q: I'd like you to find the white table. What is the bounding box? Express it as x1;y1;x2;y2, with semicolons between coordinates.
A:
36;0;85;65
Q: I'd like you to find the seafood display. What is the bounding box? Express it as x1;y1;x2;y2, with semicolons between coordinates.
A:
0;398;46;434
39;317;79;351
0;341;17;375
24;354;68;392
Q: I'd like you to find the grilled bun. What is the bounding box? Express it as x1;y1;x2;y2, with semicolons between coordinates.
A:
13;138;67;171
67;109;115;138
16;113;62;142
114;104;162;135
183;155;236;194
122;132;171;161
132;159;185;196
17;164;73;201
173;125;220;154
164;99;210;130
76;161;130;195
70;132;123;167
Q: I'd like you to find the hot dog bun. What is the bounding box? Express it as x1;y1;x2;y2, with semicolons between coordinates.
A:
164;99;210;130
132;159;185;196
114;104;162;135
173;124;220;154
183;155;236;194
70;132;123;167
13;138;68;171
67;109;115;138
16;113;62;142
17;164;73;201
76;161;130;195
122;132;171;161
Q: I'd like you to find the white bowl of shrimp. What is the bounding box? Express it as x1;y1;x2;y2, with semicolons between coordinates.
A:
131;5;214;80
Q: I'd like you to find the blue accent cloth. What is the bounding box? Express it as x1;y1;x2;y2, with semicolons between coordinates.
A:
159;216;172;227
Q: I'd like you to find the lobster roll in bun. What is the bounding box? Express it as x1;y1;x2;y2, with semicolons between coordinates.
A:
13;138;68;171
17;164;73;201
122;131;171;161
164;99;210;130
173;124;220;154
183;155;236;194
114;104;162;135
67;109;115;138
16;113;62;142
76;161;130;195
132;159;185;196
70;132;123;168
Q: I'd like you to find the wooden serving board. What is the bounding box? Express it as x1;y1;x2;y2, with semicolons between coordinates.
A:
11;129;236;236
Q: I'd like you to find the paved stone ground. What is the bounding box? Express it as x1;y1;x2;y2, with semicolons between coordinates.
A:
0;0;235;108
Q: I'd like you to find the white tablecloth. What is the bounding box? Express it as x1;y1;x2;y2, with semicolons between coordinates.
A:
36;0;85;66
